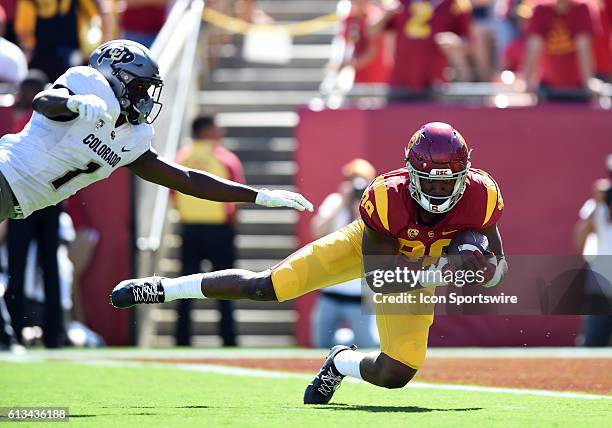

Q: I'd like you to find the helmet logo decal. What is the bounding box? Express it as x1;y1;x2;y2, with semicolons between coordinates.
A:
429;168;453;177
407;131;421;150
98;47;135;65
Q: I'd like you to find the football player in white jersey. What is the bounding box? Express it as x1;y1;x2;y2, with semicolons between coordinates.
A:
0;39;313;221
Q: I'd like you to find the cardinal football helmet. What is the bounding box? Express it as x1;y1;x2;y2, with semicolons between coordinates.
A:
89;40;163;125
405;122;471;213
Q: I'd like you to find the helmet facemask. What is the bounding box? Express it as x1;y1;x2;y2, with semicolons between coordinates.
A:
407;160;470;213
114;68;163;125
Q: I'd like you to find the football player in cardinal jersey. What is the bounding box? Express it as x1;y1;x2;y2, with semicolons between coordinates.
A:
111;122;507;405
0;39;313;221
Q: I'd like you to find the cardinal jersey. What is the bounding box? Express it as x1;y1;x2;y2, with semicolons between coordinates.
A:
0;66;153;218
359;168;503;259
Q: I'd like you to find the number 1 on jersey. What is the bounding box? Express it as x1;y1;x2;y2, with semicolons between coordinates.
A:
51;161;102;190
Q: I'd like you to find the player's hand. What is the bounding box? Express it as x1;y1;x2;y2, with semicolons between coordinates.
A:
586;77;604;98
481;256;507;288
255;189;314;212
66;94;108;123
465;251;497;284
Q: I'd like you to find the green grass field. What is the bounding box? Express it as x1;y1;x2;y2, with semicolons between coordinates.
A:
1;349;610;427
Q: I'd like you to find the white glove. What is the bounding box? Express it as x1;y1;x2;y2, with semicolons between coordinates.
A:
66;94;109;123
419;257;452;288
255;189;314;212
482;256;506;288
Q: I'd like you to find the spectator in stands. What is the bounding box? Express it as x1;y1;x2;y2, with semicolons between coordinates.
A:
0;58;36;353
0;5;27;84
591;0;612;82
0;221;22;353
471;0;497;81
12;69;47;130
331;0;390;84
14;0;105;81
203;0;237;73
172;115;243;347
318;0;390;105
5;70;66;348
310;159;379;348
371;0;473;101
494;0;524;62
575;155;612;346
64;195;100;325
20;210;104;347
519;0;603;101
470;0;526;77
501;1;533;72
234;0;273;24
121;0;168;48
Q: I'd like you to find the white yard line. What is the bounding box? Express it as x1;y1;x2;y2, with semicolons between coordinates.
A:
425;347;612;359
2;347;611;360
2;352;610;401
406;382;612;400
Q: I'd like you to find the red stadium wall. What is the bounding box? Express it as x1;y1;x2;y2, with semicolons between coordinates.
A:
0;107;15;136
295;104;612;347
71;170;132;345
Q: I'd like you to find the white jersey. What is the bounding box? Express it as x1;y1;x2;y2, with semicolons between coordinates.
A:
0;66;153;218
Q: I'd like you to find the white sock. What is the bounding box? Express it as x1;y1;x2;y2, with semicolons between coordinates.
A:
334;350;364;380
162;274;205;301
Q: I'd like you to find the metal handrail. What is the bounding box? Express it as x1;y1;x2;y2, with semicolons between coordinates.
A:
135;0;205;346
150;0;192;59
137;0;205;254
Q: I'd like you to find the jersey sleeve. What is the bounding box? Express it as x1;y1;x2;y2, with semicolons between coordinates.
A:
54;66;121;120
359;174;395;236
477;170;504;229
55;66;102;96
573;3;595;36
526;5;547;37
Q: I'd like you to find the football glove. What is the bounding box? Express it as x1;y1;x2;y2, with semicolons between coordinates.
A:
481;256;507;288
66;94;109;124
255;189;314;212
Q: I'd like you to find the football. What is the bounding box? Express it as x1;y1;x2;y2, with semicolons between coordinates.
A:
447;230;490;269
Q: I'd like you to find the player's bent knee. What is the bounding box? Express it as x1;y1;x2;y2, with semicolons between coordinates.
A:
376;355;417;389
378;367;416;389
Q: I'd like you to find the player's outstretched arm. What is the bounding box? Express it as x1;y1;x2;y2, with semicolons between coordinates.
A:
127;149;314;211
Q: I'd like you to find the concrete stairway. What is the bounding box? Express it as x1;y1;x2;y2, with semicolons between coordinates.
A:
148;0;337;346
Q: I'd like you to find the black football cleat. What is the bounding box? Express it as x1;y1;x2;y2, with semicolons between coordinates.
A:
303;344;357;404
110;276;165;308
